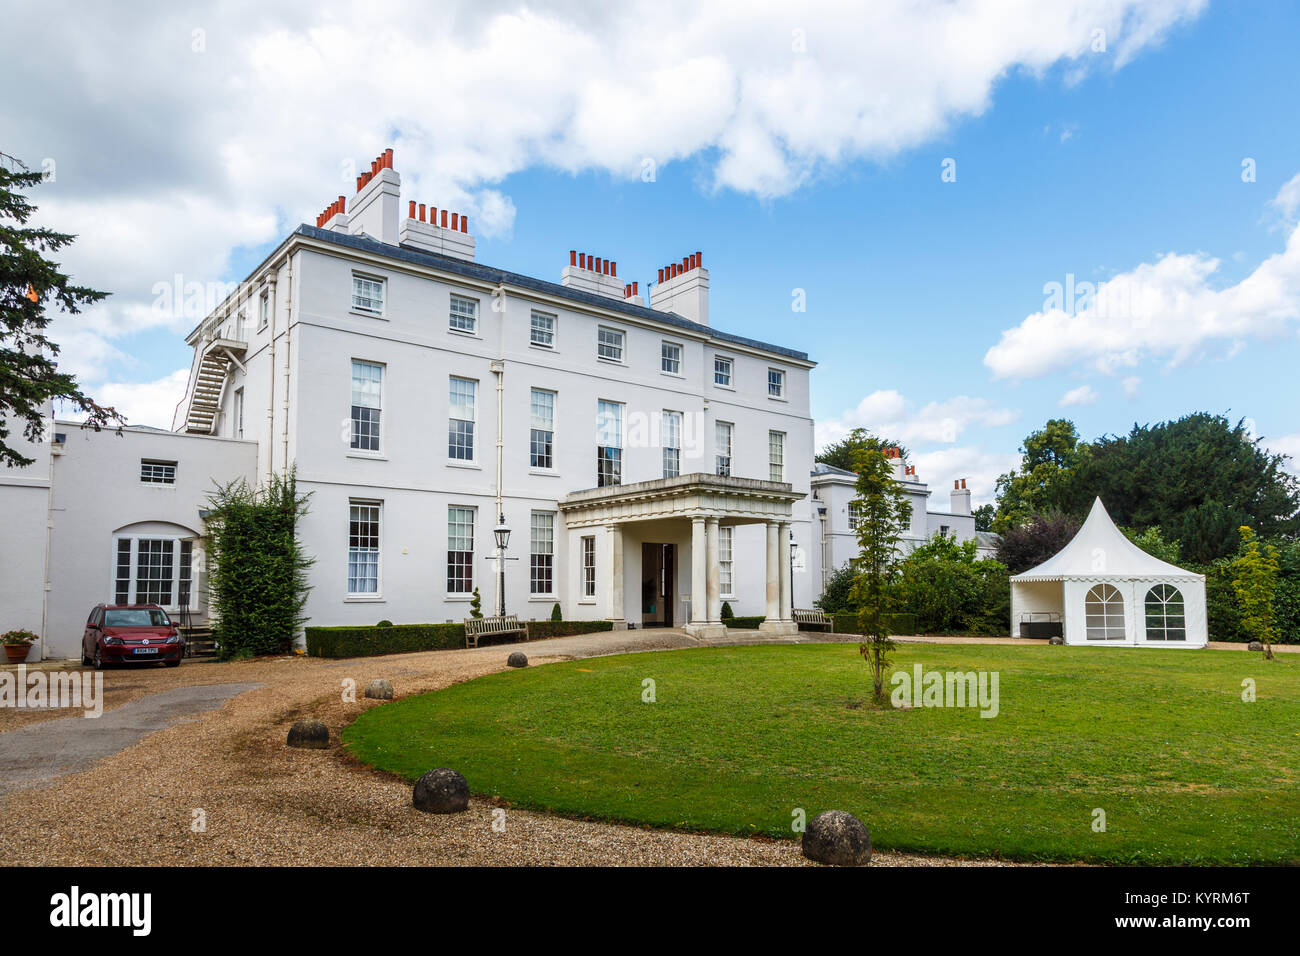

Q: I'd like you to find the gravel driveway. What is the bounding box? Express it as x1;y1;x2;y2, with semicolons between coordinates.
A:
0;631;1021;866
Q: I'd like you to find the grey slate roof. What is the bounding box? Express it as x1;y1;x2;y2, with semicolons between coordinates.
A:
810;462;857;477
295;224;811;363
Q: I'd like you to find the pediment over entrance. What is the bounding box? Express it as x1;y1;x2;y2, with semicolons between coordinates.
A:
558;473;805;529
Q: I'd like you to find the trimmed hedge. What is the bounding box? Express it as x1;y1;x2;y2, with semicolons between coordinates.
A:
828;612;917;636
526;620;614;640
305;619;616;658
727;616;765;629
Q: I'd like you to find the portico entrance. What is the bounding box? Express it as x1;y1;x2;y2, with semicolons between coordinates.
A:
560;473;806;638
641;543;675;627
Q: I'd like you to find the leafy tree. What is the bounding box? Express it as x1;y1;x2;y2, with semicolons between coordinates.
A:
893;535;1010;635
814;563;857;613
994;511;1081;575
844;429;912;704
1076;413;1298;560
973;503;995;532
1121;526;1182;565
1231;526;1280;659
817;431;907;472
992;419;1091;533
205;468;314;658
1;160;123;467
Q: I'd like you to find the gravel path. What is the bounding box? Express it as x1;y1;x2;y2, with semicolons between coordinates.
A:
0;632;1032;866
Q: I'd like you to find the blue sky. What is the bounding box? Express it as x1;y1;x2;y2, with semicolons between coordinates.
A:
9;1;1299;501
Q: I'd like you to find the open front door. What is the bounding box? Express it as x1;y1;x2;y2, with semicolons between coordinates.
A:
640;543;674;627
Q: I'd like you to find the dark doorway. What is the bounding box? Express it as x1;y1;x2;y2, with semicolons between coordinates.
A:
641;543;675;627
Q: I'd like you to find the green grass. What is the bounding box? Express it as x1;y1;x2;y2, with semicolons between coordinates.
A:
343;644;1300;864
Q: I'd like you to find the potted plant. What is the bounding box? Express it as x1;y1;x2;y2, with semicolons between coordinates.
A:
3;629;37;664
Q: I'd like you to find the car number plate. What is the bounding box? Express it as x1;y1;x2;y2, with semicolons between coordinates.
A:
133;647;159;655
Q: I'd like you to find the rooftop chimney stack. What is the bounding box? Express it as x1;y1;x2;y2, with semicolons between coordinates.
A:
346;148;401;245
649;249;708;325
398;194;476;262
561;248;625;299
950;479;972;516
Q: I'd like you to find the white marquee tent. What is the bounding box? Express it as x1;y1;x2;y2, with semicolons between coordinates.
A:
1010;498;1208;648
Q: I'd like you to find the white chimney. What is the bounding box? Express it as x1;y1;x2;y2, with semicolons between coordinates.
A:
400;201;476;262
561;251;625;300
649;252;708;326
950;479;971;516
346;149;400;245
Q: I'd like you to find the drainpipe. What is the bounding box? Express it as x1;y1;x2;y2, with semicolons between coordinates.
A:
38;416;55;662
491;280;507;614
281;255;293;472
266;268;277;485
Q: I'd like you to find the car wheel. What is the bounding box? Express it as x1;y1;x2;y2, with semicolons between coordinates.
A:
81;649;92;666
93;647;105;670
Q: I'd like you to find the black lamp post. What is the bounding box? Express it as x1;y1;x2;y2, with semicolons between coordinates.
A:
493;513;511;617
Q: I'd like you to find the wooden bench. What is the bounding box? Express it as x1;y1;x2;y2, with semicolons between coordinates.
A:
464;615;526;649
793;608;833;631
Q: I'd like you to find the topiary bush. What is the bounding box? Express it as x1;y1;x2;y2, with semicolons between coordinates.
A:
550;602;563;622
721;601;734;620
376;619;393;627
526;620;614;641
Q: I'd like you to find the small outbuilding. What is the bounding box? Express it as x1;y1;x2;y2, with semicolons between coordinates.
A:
1010;498;1208;648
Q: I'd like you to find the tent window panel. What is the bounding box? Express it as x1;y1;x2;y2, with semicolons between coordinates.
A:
1084;583;1126;641
1144;583;1186;641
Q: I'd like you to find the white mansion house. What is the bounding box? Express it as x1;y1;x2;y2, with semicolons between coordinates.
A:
1;150;829;659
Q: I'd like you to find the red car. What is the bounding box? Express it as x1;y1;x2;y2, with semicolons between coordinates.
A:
81;604;184;668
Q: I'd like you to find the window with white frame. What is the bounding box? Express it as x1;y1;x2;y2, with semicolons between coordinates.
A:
530;388;555;469
714;355;733;387
233;387;244;440
662;410;682;478
581;535;596;597
848;502;862;530
1085;583;1126;641
661;341;682;374
530;310;555;348
769;430;785;481
351;273;385;315
113;537;189;606
140;460;177;484
447;506;475;593
1145;584;1186;641
350;360;383;452
258;291;269;329
234;309;247;341
597;400;623;487
768;367;785;398
719;526;734;597
597;326;624;362
449;294;478;333
715;421;733;477
448;376;476;460
530;512;555;595
348;502;381;594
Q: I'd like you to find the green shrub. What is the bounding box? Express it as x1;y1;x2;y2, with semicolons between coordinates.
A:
376;619;393;627
830;612;914;635
206;469;314;659
526;620;614;641
727;615;764;629
305;623;466;658
815;563;856;613
469;588;483;619
550;602;563;622
721;601;734;620
893;536;1010;635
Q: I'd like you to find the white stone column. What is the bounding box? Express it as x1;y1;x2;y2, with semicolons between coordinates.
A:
779;521;794;622
706;517;721;624
764;521;780;621
608;524;626;629
690;517;707;625
760;519;798;634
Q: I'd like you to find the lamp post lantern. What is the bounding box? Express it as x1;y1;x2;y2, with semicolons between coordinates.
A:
493;514;511;617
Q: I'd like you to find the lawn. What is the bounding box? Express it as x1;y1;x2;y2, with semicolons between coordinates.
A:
343;643;1300;864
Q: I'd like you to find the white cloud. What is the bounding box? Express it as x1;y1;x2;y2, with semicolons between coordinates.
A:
69;369;192;429
1058;384;1098;407
2;0;1206;384
911;446;1021;508
984;178;1300;380
816;389;1019;449
1266;433;1300;476
1268;171;1300;225
1121;375;1141;398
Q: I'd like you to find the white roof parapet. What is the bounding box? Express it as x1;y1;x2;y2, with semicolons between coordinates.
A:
1011;498;1204;582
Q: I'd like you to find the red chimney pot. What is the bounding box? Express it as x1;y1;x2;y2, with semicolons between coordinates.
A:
451;213;459;231
441;210;448;228
610;261;617;277
570;250;577;267
632;281;638;295
460;215;468;233
658;268;664;283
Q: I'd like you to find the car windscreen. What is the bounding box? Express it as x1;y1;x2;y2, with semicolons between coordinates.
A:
103;609;171;627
